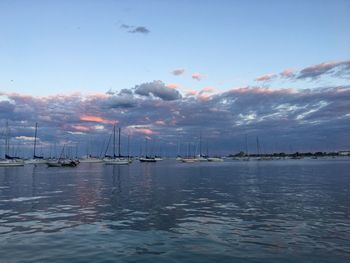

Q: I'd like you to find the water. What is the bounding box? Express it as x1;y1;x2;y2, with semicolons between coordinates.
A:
1;159;350;262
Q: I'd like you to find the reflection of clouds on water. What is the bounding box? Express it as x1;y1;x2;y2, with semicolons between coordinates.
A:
0;160;350;261
1;196;50;202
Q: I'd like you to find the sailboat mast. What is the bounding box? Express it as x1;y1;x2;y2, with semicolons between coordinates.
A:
127;134;130;159
33;122;38;158
177;139;180;157
5;121;9;156
113;125;116;157
245;134;249;157
145;139;148;157
118;127;121;157
206;141;209;157
199;132;202;157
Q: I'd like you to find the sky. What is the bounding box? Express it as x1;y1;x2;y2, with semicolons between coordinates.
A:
0;0;349;156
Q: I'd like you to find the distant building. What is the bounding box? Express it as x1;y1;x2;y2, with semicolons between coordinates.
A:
338;151;350;156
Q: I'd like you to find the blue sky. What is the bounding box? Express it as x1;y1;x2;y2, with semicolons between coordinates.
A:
1;0;349;95
0;0;349;155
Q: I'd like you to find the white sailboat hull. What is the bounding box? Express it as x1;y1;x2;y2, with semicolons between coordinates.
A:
207;157;224;162
104;158;131;165
25;159;47;164
0;160;25;167
79;158;103;163
180;158;197;163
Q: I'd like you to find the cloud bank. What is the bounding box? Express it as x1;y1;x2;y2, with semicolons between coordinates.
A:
1;82;349;156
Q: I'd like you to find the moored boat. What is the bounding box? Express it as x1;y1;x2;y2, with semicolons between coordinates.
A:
25;123;47;165
80;155;103;163
104;157;131;165
207;157;224;162
180;157;197;163
103;126;132;165
0;159;24;167
25;158;47;164
0;121;25;167
139;157;157;162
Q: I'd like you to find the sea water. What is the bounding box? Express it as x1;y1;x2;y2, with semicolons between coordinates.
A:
0;159;349;262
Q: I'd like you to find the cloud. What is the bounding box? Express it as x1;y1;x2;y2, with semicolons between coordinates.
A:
186;90;198;97
1;80;350;156
80;116;116;124
134;80;182;101
172;69;185;76
166;83;179;89
297;60;350;79
280;69;295;78
120;24;132;29
133;128;154;136
260;60;350;83
255;73;276;82
129;26;150;34
15;136;35;141
104;94;137;108
192;73;204;81
199;87;216;94
71;125;90;132
120;24;150;34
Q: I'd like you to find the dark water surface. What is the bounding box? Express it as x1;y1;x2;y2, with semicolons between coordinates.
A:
1;159;350;262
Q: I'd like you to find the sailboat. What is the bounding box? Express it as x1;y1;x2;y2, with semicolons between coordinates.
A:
256;136;273;161
175;139;182;161
25;123;47;164
139;157;157;162
0;121;24;167
204;137;223;162
195;133;208;161
139;138;156;162
180;143;198;163
104;126;131;165
154;142;163;161
79;136;103;163
80;155;103;163
47;145;78;167
242;134;250;161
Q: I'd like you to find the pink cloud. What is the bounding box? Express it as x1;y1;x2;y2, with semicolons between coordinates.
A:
229;86;296;95
134;128;155;136
166;83;179;89
255;73;276;82
80;115;117;125
280;69;295;78
198;94;210;101
298;60;350;79
71;125;90;132
199;87;216;94
186;90;198;96
192;73;204;81
126;125;157;136
139;128;154;135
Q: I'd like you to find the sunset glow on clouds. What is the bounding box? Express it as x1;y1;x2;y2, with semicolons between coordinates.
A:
280;69;295;78
192;73;204;81
126;126;156;136
165;83;179;89
80;116;117;125
1;57;349;155
255;73;276;82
